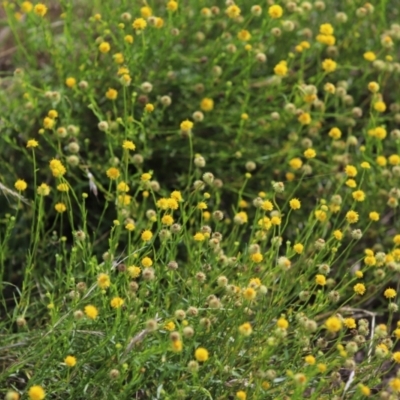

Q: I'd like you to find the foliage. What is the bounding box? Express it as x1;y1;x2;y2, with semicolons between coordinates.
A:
1;1;400;399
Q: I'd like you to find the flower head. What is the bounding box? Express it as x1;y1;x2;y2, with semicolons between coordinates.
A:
384;288;397;299
110;297;124;308
325;316;342;332
289;198;301;210
322;58;337;73
28;385;45;400
268;5;283;18
84;305;99;319
133;18;147;30
194;347;209;362
27;139;39;148
14;179;27;191
33;3;47;17
64;355;77;367
354;283;366;295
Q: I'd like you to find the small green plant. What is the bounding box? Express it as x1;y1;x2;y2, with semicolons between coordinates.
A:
1;1;400;399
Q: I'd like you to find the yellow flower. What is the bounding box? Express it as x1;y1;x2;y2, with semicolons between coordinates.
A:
27;139;39;148
258;217;271;230
316;34;336;46
57;183;69;192
167;0;178;11
360;161;370;169
325;316;342;332
164;321;175;331
180;119;194;131
200;98;214;111
270;216;281;225
84;305;99;319
127;266;141;278
106;167;120;180
141;172;152;182
345;179;357;188
37;183;50;196
317;363;327;373
132;18;147;30
346;210;359;224
105;88;118;100
125;222;135;231
64;355;77;367
236;391;247;400
65;77;76;88
369;211;379;221
390;378;400;392
389;154;400;165
289;198;301;210
274;61;288;76
289;158;302;170
368;81;380;93
154;17;164;28
140;6;152;18
48;109;58;119
194;347;209;362
251;253;263;263
21;1;33;13
304;355;316;365
393;352;400;363
315;274;326;286
320;23;334;35
170;340;183;353
333;230;343;240
322;58;337;73
14;179;27;191
237;29;251;41
374;101;386;112
364;51;376;61
243;287;256;300
141;257;153;268
258;199;272;211
226;5;241;18
354;283;366;295
238;322;253;336
125;35;134;44
43;117;55;129
55;203;67;213
119;194;132;206
97;273;110;289
145;103;154;112
277;318;289;329
161;214;174;225
315;210;327;222
359;385;371;396
110;297;124;308
268;4;283;18
141;230;153;241
33;3;47;17
170;190;183;202
117;181;129;192
352;190;365;202
344;318;356;329
194;232;205;241
49;159;66;177
98;42;111;53
304;148;316;159
329;127;341;140
384;288;397;299
293;243;303;254
28;385;45;400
